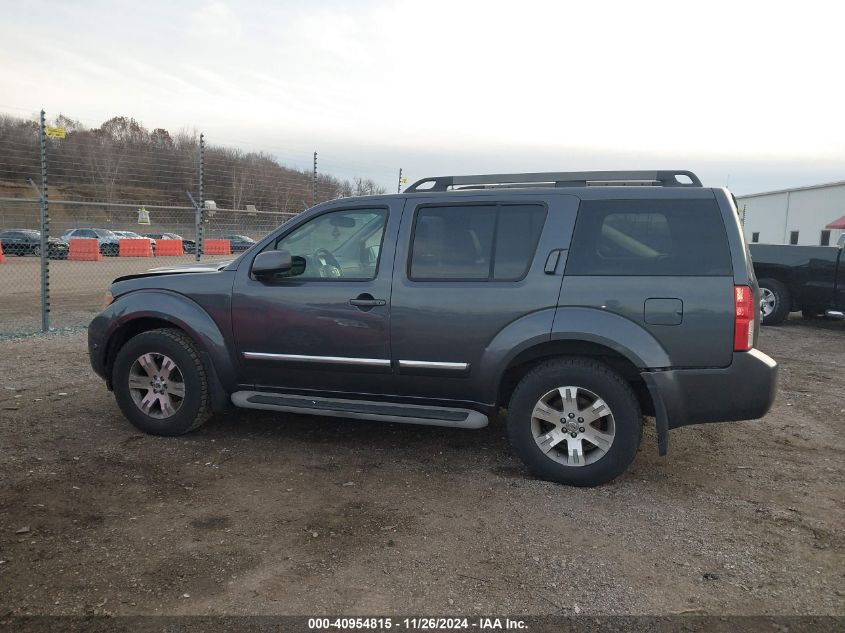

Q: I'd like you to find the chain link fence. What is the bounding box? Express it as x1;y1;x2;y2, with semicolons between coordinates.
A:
0;109;396;336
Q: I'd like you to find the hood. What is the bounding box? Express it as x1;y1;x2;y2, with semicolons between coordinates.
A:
113;261;232;283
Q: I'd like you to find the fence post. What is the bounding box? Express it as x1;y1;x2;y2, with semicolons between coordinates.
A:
38;109;50;333
312;151;317;207
196;132;204;261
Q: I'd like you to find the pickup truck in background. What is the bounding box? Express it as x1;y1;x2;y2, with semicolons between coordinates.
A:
750;243;845;325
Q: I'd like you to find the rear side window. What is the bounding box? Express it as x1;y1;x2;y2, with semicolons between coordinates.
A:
566;199;732;276
410;204;546;281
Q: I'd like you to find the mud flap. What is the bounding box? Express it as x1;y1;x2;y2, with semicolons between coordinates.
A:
642;372;669;456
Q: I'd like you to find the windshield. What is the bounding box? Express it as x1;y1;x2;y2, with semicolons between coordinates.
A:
95;229;115;237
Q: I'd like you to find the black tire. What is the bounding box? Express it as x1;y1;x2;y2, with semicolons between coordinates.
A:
758;278;790;325
112;328;211;435
507;357;642;487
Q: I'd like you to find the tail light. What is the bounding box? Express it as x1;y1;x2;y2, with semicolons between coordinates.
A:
734;285;755;351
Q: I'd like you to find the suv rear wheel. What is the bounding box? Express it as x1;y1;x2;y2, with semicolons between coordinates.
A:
112;329;211;435
507;358;641;486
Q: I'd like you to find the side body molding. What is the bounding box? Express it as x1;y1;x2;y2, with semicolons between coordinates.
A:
91;290;238;393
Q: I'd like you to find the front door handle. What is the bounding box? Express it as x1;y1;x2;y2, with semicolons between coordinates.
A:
349;293;386;307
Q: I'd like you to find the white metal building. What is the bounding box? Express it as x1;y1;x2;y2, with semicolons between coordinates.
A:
737;180;845;246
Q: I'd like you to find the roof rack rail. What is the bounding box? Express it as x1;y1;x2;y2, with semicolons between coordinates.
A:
404;170;702;193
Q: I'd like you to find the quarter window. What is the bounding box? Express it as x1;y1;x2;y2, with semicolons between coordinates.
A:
566;199;732;276
409;204;546;281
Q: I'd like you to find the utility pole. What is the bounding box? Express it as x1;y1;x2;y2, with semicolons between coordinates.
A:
312;151;318;207
397;168;403;194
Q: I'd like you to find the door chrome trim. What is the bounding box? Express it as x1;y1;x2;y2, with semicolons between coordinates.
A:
243;352;391;367
397;360;469;371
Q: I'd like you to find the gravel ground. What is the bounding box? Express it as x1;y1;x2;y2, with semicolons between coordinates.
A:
0;319;842;616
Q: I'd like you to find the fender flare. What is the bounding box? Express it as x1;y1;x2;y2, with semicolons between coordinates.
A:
484;306;672;454
93;289;238;398
549;306;671;368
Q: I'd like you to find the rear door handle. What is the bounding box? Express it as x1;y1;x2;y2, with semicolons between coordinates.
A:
545;249;566;274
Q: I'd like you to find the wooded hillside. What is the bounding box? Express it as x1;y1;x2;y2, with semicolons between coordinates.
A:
0;113;385;212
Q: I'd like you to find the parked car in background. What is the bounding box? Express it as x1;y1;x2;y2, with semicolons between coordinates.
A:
0;229;68;259
142;232;195;254
89;170;778;487
749;243;845;324
113;230;156;252
62;228;121;256
222;234;257;252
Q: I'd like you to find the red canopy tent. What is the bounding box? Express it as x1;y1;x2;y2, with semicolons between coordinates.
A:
825;215;845;229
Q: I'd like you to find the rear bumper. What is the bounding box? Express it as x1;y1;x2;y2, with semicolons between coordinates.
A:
643;349;778;449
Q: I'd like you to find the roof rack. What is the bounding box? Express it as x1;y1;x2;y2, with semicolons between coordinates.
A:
404;170;702;193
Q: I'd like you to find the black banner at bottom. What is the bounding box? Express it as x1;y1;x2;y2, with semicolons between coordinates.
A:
0;616;842;633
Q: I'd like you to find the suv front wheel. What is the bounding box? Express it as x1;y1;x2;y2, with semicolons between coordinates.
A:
507;358;642;486
112;329;212;435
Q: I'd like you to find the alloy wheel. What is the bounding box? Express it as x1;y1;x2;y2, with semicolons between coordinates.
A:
530;386;616;467
128;353;186;419
760;287;776;317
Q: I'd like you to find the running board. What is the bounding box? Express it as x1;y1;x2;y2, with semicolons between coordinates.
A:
230;391;489;429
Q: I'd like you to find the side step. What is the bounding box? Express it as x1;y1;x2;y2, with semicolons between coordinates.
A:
230;391;489;429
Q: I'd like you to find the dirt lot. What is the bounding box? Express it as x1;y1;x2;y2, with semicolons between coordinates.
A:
0;255;233;334
0;320;842;616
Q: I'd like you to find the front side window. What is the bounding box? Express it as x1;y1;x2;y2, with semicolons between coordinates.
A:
410;204;546;281
267;208;387;280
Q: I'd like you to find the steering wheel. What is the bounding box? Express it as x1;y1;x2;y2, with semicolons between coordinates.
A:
314;248;343;278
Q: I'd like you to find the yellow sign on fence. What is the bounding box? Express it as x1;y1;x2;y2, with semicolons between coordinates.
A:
45;126;66;139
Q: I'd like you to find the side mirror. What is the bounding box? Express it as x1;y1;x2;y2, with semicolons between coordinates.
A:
252;250;293;278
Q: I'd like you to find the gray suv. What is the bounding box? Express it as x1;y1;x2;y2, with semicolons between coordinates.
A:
88;170;778;486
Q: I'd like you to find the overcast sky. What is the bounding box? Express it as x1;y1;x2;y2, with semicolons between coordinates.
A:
1;0;842;194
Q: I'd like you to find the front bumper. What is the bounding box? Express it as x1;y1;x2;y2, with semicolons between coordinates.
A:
87;313;109;381
642;349;778;452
